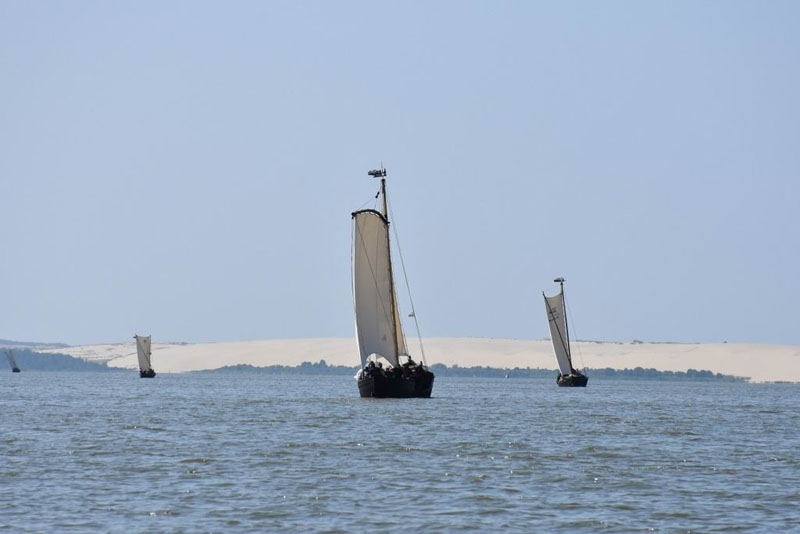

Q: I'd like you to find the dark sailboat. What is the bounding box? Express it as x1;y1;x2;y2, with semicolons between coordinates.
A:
352;166;434;398
134;334;156;378
5;350;21;373
543;278;588;387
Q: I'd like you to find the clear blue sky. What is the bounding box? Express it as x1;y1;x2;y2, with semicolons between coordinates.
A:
1;1;798;345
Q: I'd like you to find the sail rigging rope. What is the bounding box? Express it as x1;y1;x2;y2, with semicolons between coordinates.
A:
353;189;382;212
386;197;427;366
563;291;587;373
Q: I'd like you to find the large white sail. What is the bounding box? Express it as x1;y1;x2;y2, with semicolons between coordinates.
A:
6;350;19;370
352;210;403;368
134;335;152;372
544;291;573;376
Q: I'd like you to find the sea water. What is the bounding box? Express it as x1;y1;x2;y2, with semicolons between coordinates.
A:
1;373;798;532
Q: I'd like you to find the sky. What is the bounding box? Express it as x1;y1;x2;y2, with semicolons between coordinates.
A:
1;1;798;346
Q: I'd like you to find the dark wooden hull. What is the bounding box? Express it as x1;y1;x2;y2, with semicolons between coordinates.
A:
139;369;156;378
11;368;20;373
358;369;434;398
557;372;588;387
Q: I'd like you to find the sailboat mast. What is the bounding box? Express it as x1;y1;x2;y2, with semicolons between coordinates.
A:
562;279;571;361
374;167;402;363
380;177;389;220
556;277;574;370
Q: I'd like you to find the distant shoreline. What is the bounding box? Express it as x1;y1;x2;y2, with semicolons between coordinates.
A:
195;361;746;382
1;351;749;381
26;337;800;383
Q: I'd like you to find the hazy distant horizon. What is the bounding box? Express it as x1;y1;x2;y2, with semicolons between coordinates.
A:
2;2;798;346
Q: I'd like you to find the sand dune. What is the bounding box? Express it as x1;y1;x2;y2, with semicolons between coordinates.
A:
39;338;800;383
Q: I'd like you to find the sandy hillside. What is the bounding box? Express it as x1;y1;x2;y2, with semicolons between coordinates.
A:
39;338;800;382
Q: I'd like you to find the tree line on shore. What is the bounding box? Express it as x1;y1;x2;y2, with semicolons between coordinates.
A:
2;351;745;381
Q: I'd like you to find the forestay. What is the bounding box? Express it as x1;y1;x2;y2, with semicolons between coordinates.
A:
135;335;152;372
352;210;407;368
544;291;573;376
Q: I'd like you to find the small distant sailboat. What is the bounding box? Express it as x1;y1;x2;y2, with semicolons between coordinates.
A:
543;277;588;387
5;350;21;373
134;335;156;378
351;166;434;398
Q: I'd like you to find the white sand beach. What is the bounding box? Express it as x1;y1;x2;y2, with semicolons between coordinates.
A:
39;338;800;383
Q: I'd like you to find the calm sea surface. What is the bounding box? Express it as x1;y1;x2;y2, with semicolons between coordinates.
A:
1;373;798;533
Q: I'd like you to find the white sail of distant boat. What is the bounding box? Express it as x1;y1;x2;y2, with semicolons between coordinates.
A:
543;277;588;387
543;289;573;376
352;185;409;369
134;335;153;373
5;350;21;372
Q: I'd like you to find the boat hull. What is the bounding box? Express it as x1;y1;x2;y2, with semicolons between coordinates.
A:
557;373;588;387
139;369;156;378
358;369;434;398
11;368;20;373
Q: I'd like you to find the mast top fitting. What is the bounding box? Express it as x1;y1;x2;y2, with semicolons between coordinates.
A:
368;166;387;178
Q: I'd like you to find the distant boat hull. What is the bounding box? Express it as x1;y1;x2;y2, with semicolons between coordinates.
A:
11;368;20;373
557;372;588;387
139;369;156;378
358;368;434;398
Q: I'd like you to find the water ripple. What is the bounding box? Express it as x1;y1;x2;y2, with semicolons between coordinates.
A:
1;374;798;532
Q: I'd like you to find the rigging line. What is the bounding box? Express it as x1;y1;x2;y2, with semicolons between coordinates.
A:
353;216;398;362
354;190;381;212
379;182;404;360
384;197;412;358
351;223;369;367
563;291;587;373
382;202;409;358
372;187;381;212
386;196;427;366
350;222;355;342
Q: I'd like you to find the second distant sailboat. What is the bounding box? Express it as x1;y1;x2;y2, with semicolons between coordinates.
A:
543;277;588;387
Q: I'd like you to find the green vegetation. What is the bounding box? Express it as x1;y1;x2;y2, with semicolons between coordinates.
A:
195;360;358;375
1;349;118;372
0;350;746;380
196;360;745;381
